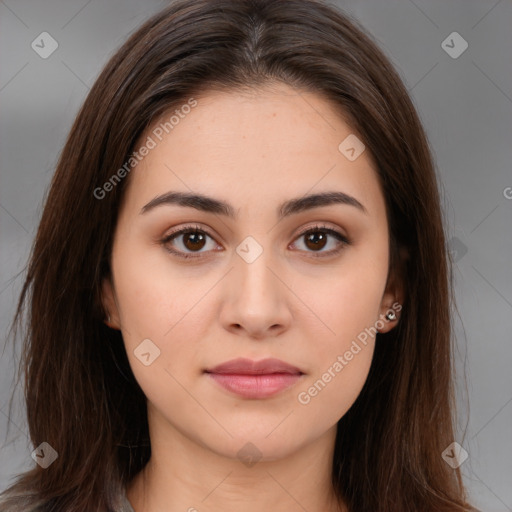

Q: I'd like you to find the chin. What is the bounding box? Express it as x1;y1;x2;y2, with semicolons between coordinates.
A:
193;427;304;462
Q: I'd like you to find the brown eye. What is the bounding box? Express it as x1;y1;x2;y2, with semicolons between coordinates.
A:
181;231;207;251
292;225;350;257
162;223;350;261
304;231;328;251
161;225;219;259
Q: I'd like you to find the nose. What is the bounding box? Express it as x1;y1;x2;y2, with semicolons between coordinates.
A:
219;247;292;340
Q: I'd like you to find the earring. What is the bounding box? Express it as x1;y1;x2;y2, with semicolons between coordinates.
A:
385;310;397;321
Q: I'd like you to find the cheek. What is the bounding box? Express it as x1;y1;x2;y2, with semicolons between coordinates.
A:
112;239;204;337
293;271;385;424
295;345;374;432
291;252;387;422
110;244;208;391
301;257;388;346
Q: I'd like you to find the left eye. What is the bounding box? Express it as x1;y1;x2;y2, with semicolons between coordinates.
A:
291;226;349;256
161;224;349;260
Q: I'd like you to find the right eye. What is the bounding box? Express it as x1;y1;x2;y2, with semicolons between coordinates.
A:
160;224;221;259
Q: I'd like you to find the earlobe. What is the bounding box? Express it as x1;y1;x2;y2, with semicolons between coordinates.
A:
378;272;404;333
378;300;402;333
378;259;406;334
101;277;120;330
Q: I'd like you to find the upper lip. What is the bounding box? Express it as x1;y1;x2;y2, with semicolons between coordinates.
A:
205;357;304;375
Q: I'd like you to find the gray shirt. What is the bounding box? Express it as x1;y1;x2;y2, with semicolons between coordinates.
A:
120;489;136;512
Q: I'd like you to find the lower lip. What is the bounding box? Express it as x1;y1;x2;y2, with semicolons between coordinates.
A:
206;372;303;399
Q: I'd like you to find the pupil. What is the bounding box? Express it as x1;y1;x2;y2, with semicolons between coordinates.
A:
307;232;326;250
185;232;205;250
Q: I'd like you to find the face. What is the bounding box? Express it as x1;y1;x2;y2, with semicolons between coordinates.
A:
102;83;400;461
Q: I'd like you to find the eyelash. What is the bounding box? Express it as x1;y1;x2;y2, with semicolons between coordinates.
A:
160;223;350;260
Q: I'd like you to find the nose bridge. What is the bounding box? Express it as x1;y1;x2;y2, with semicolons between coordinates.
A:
233;238;280;303
220;236;291;336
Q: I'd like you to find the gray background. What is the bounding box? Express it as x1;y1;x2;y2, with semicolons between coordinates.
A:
1;0;511;510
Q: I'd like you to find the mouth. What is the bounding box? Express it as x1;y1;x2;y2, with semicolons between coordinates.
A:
204;357;305;399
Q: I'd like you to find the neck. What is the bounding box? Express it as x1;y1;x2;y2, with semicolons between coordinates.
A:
126;420;345;512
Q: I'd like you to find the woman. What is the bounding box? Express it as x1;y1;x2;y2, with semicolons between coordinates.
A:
0;0;477;510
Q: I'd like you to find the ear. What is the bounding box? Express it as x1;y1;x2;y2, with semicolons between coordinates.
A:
377;247;407;334
101;276;121;330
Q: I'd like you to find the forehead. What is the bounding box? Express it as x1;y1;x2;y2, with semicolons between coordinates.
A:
122;84;384;219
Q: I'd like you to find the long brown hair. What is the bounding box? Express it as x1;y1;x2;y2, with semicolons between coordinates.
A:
1;0;476;510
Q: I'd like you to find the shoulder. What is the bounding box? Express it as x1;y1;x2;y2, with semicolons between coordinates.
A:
119;489;136;512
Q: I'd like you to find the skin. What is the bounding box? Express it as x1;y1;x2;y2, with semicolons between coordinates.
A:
102;82;402;512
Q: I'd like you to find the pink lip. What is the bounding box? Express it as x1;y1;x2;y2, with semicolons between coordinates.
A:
205;358;304;399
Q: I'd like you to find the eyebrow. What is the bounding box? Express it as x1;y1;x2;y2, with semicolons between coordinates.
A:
140;190;367;219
